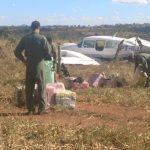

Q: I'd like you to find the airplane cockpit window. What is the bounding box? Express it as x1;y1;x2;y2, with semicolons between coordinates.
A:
78;40;83;48
105;41;117;49
83;40;95;48
95;40;105;51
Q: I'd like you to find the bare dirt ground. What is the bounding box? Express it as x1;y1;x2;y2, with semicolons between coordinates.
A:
0;102;149;132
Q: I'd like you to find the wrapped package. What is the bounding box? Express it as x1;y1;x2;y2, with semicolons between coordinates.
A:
55;90;76;108
46;82;65;105
81;81;90;89
88;73;105;87
71;80;89;90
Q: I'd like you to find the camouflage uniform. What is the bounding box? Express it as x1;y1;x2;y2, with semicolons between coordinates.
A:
135;53;150;74
134;53;150;87
14;32;52;112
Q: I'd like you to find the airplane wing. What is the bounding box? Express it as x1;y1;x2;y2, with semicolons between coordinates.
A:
61;50;100;65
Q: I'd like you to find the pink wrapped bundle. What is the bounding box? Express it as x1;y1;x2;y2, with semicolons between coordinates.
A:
81;81;89;89
46;82;65;92
46;85;55;104
88;73;105;87
46;82;66;104
71;82;80;90
71;81;89;90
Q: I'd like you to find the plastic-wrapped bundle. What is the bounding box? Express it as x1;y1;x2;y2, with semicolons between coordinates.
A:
64;77;89;89
46;82;65;105
55;90;76;108
71;80;89;90
88;73;105;87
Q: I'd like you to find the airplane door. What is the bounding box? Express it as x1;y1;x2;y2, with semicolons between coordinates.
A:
96;40;118;58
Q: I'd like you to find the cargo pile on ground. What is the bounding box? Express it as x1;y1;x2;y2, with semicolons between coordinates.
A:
64;73;125;90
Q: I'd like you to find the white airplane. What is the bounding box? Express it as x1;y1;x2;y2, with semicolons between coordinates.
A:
61;36;150;59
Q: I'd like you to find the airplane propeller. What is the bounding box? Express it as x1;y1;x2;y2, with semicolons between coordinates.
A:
114;40;124;60
136;37;143;50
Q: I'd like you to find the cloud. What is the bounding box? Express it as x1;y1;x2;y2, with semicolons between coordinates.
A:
24;14;150;26
37;15;105;26
0;16;6;20
112;0;150;4
97;16;103;20
1;14;150;26
112;16;122;24
112;16;120;20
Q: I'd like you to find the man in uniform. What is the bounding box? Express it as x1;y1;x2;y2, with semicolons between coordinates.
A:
134;53;150;87
14;21;52;115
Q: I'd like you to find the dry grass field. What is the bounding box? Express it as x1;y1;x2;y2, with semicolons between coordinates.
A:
0;38;150;149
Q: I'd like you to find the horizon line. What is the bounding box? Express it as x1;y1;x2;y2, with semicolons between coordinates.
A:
0;23;150;27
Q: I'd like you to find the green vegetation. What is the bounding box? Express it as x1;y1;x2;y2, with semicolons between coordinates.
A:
0;23;150;42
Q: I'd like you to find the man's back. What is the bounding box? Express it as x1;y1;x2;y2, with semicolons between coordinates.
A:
15;32;51;66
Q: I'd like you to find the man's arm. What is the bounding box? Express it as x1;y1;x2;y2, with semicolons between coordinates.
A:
14;37;26;64
51;44;57;62
42;37;52;60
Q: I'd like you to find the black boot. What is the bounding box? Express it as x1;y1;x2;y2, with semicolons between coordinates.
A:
24;111;33;115
37;109;49;115
25;108;36;115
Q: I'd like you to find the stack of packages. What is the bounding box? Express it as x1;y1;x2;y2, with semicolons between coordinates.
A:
64;73;124;90
46;82;76;108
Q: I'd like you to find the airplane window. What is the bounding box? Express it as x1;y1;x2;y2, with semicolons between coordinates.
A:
78;40;83;48
83;40;95;48
105;41;117;49
95;40;105;51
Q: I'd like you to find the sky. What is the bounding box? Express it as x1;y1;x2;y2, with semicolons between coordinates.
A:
0;0;150;26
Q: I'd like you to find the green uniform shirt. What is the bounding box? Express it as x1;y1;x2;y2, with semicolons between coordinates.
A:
14;32;52;67
135;53;150;74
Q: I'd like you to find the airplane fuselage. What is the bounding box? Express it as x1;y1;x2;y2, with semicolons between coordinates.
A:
62;36;141;59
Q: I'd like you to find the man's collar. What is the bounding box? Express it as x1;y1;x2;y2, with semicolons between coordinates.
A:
32;31;40;34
